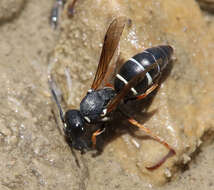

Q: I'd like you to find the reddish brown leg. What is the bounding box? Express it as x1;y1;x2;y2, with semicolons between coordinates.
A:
67;0;78;17
124;83;158;103
91;128;105;148
136;83;158;100
104;83;114;88
128;118;176;170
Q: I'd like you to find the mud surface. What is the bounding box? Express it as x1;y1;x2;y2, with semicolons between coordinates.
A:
0;0;214;189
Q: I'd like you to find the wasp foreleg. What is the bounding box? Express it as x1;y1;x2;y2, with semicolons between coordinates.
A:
92;128;106;149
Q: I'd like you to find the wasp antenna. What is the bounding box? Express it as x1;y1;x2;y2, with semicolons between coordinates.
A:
64;67;73;104
48;78;65;124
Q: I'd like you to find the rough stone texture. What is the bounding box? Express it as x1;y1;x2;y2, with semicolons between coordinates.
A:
50;0;214;185
0;0;214;189
0;1;88;190
0;0;26;23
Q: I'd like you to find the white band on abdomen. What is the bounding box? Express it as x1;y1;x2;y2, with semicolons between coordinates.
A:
116;74;138;95
129;58;153;86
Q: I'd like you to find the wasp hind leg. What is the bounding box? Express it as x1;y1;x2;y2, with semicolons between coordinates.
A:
118;108;176;170
127;117;175;170
124;83;158;103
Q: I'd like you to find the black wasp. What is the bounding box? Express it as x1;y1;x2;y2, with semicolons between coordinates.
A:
49;17;175;170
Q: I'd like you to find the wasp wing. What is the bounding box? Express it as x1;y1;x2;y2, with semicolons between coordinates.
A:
91;17;126;90
107;64;156;113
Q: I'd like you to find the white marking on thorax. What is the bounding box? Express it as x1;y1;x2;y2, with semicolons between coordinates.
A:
100;109;107;117
84;116;91;123
116;74;138;95
129;58;153;86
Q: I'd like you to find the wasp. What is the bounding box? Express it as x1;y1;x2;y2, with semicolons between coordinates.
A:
49;17;175;170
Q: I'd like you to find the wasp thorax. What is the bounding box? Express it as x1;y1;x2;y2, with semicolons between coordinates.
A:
80;88;116;123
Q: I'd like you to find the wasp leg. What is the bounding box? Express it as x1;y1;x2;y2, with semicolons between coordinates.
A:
136;83;158;100
67;0;78;17
104;83;114;88
124;83;158;103
127;117;176;170
92;128;106;149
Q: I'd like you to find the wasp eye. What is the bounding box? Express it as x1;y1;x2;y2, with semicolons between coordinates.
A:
64;110;85;138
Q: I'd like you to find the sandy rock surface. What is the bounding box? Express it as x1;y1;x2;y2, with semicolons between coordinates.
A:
0;0;26;23
0;1;87;189
0;0;213;189
50;0;214;185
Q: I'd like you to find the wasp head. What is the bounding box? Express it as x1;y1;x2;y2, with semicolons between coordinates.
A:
64;109;89;151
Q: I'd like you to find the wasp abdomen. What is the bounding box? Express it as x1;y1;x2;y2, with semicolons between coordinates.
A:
114;45;173;95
